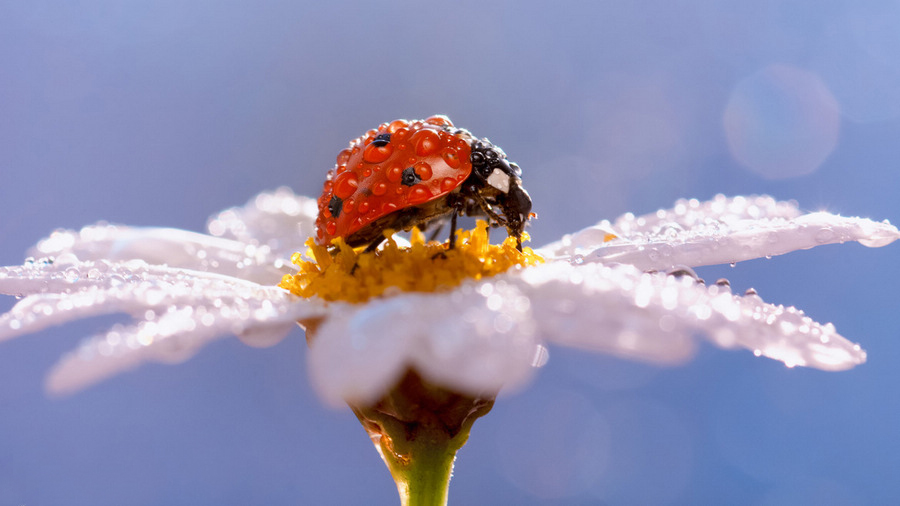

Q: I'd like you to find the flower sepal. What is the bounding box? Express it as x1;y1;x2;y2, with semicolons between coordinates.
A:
350;369;495;506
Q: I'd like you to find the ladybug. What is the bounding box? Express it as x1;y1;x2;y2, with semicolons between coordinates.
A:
315;115;532;252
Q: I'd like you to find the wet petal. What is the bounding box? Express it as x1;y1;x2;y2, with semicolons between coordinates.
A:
44;305;300;395
0;253;324;393
541;195;900;270
206;187;319;260
309;283;538;406
514;262;865;371
29;225;287;284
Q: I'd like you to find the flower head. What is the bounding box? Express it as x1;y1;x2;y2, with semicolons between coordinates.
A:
0;189;897;404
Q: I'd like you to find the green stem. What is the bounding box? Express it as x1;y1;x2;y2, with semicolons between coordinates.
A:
376;419;458;506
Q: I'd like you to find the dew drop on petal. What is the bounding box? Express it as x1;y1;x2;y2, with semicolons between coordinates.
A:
815;227;836;243
64;267;80;282
532;345;550;368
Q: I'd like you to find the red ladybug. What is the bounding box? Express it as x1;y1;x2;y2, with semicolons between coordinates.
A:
315;115;532;251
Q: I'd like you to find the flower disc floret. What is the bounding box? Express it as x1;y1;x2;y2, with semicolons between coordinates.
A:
279;221;543;303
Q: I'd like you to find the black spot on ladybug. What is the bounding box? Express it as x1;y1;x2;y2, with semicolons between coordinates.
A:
401;166;422;187
328;195;343;218
371;133;391;147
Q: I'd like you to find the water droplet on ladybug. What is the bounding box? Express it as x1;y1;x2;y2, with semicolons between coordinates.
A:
336;148;352;165
363;142;393;163
388;119;409;133
387;165;403;183
408;185;432;204
414;130;441;156
358;199;371;214
414;161;433;180
372;181;388;196
333;171;358;199
326;220;337;235
440;177;457;192
442;148;461;168
425;115;453;127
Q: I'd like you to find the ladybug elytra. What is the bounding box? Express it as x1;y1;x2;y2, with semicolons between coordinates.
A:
315;115;532;252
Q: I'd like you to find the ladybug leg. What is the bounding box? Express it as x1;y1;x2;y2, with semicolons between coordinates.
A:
447;211;459;250
444;193;468;251
350;238;384;274
470;192;509;228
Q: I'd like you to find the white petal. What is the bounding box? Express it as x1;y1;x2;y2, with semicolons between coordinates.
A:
206;187;319;260
32;225;290;285
513;262;866;371
541;194;801;258
309;283;538;406
45;305;300;395
540;195;900;270
0;254;325;393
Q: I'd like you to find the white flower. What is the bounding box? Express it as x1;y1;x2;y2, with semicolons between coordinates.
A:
0;188;896;405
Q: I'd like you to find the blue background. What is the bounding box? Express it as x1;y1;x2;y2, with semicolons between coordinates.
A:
1;2;899;504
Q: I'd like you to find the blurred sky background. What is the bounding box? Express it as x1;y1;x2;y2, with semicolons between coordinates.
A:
1;2;899;505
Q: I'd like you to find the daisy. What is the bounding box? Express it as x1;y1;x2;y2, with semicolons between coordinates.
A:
1;187;896;505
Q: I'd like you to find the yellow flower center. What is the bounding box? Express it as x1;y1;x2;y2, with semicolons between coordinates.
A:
279;221;544;303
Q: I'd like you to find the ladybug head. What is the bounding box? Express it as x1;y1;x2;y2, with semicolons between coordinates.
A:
466;138;532;247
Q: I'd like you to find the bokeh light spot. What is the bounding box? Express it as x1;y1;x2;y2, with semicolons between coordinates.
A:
724;64;840;179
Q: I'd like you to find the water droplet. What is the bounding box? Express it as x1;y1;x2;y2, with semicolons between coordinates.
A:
336;148;352;165
363;142;393;163
440;177;458;193
386;165;403;183
572;254;584;265
54;253;79;266
408;185;432;205
414;161;433;181
730;262;737;268
532;345;550;368
414;129;441;156
372;181;388;196
815;228;836;243
715;278;731;288
442;148;461;168
667;265;700;282
388;119;409;133
744;288;758;296
332;171;359;199
64;267;80;282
